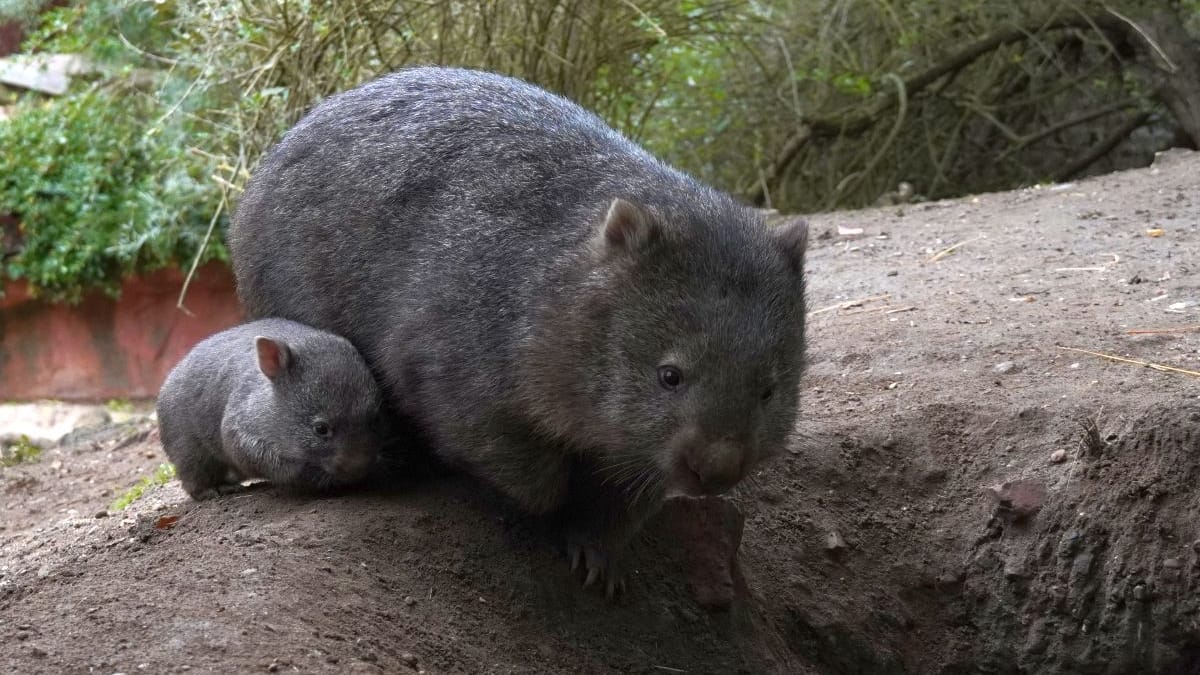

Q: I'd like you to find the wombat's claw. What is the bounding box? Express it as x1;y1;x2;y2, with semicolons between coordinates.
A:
567;537;626;599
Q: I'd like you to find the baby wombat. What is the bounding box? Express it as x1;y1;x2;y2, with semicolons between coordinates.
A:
229;67;808;593
156;318;385;500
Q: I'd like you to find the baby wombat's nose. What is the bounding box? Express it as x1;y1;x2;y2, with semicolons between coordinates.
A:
686;438;746;495
330;446;377;480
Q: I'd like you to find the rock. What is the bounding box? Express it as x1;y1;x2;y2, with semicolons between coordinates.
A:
1163;558;1183;569
0;401;114;447
400;652;419;669
29;646;47;658
1058;530;1083;557
1017;406;1042;421
0;54;92;95
1132;584;1148;602
993;361;1018;374
1003;558;1028;580
72;408;112;431
825;531;849;553
658;496;746;610
1050;449;1068;464
984;479;1047;523
934;572;965;594
95;510;108;519
1070;553;1094;580
921;468;949;484
403;596;415;607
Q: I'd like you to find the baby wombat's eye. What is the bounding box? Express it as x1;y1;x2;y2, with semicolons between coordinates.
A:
657;365;683;391
760;387;774;402
312;420;332;438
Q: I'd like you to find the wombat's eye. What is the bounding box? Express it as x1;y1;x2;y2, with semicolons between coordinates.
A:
657;365;682;390
312;421;332;437
761;387;774;402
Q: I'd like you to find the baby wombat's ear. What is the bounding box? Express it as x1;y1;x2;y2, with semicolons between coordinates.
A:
254;336;293;380
596;198;659;258
771;218;808;275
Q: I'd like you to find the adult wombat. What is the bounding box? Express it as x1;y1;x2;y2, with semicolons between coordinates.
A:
157;318;385;500
230;67;808;593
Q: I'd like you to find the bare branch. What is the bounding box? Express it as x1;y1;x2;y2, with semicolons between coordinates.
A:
1054;111;1150;182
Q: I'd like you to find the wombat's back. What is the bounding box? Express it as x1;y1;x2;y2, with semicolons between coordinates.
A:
230;67;701;356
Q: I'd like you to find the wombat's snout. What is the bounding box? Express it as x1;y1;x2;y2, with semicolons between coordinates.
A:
325;444;377;481
681;438;747;496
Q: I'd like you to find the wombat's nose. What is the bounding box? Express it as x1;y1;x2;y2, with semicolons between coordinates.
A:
330;447;376;480
686;439;746;495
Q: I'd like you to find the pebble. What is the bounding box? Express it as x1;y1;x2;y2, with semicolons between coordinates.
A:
825;531;848;552
1163;558;1183;570
1192;540;1200;555
986;479;1047;523
1132;584;1148;602
1071;553;1094;578
400;652;419;668
36;567;50;579
1049;449;1067;464
993;361;1017;374
95;510;108;519
1003;559;1027;580
403;596;416;607
30;646;47;658
758;489;784;504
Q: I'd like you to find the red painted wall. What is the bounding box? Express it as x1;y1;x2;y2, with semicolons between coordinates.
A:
0;21;23;57
1;1;69;57
0;263;244;401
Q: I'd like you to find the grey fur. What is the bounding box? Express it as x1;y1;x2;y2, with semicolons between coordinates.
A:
229;67;808;587
156;318;385;500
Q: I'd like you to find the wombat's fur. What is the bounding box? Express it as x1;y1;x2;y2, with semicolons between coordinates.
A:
229;67;808;591
156;318;385;500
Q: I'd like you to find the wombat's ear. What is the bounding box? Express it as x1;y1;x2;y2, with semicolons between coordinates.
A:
600;198;658;256
772;218;808;275
255;336;292;380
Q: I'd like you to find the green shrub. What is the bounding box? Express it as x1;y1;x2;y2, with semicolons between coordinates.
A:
0;434;43;467
0;1;226;302
0;87;225;302
110;462;176;511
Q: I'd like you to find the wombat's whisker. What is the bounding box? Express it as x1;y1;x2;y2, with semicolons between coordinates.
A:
627;468;666;510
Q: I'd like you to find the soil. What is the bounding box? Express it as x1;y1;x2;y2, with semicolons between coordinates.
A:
3;149;1199;675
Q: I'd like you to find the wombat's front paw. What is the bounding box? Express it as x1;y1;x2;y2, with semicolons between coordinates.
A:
185;481;246;501
567;534;626;599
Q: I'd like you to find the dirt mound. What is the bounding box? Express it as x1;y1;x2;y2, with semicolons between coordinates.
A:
3;150;1199;673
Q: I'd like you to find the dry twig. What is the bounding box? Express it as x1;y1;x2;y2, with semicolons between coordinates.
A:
1057;346;1200;378
928;237;981;263
808;293;891;317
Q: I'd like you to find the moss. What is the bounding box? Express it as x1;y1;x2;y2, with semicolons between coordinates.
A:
110;463;177;511
0;435;43;467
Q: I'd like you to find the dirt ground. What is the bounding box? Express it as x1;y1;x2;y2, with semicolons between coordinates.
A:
2;149;1199;674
